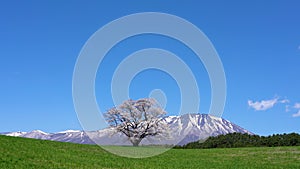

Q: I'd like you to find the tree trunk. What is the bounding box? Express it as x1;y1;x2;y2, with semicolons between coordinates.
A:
131;138;142;147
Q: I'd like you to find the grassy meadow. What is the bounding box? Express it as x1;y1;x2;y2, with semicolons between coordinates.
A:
0;135;299;169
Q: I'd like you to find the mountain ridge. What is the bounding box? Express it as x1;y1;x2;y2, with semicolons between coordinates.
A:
1;113;253;145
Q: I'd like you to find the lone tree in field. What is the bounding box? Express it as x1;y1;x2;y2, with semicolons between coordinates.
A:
104;98;170;146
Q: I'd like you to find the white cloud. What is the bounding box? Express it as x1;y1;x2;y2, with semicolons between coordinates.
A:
292;110;300;117
248;97;279;111
248;97;289;111
280;99;289;104
285;105;290;112
248;96;300;118
294;103;300;109
292;103;300;118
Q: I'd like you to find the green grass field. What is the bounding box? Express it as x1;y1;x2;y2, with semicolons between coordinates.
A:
0;135;299;169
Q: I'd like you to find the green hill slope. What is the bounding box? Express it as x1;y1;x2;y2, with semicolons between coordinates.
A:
0;135;299;169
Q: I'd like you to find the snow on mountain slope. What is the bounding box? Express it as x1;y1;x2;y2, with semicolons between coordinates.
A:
1;114;253;146
2;131;26;137
49;130;95;144
166;114;252;145
21;130;49;139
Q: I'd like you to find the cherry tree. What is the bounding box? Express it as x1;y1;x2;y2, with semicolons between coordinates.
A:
104;98;170;146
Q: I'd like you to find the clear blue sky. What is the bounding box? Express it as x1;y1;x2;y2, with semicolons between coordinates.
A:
1;1;300;135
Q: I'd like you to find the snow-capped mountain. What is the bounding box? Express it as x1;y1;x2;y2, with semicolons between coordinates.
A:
1;114;253;146
166;114;252;145
2;131;26;137
21;130;49;139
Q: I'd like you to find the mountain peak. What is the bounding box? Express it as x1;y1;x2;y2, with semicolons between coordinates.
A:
58;130;81;133
30;130;48;134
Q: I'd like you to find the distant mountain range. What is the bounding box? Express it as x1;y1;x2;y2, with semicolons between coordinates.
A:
1;114;253;146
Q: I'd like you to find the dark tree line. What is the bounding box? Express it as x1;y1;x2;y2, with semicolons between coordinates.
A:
176;133;300;149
